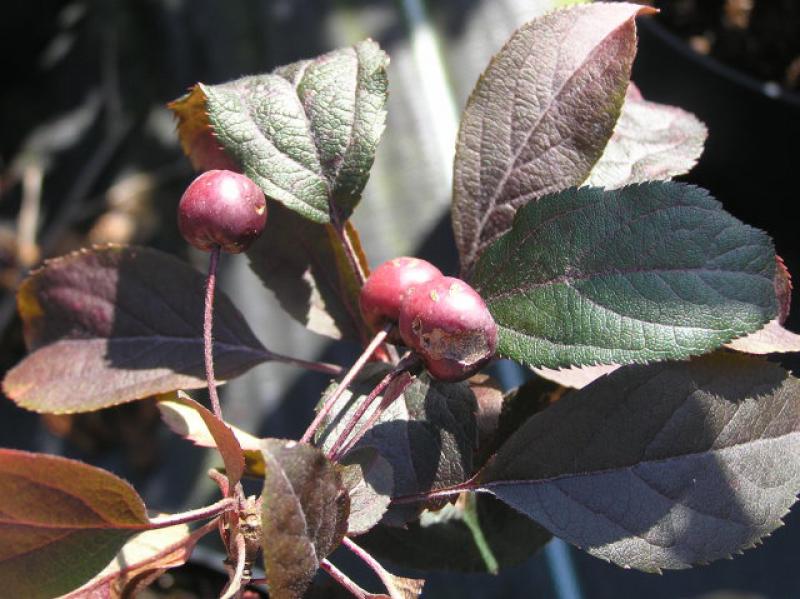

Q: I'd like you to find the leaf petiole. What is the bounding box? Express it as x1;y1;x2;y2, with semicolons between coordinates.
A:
148;497;236;528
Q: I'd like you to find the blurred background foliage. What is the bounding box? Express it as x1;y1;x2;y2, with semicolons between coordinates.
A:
1;1;799;597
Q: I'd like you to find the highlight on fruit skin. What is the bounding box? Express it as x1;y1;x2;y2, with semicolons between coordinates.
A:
398;276;498;382
178;169;267;253
359;256;443;335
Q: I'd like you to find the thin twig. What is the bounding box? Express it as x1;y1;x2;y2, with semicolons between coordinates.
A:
342;538;403;599
204;245;223;419
320;559;369;599
17;164;43;268
328;354;417;460
299;325;391;444
148;497;236;528
331;365;415;461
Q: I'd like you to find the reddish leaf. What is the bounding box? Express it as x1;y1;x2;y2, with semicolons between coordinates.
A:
158;392;245;487
727;256;800;354
260;439;349;599
0;449;152;599
585;83;707;189
452;2;655;276
168;85;241;173
3;245;270;413
62;522;210;599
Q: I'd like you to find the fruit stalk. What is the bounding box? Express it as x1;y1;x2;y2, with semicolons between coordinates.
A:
204;245;223;419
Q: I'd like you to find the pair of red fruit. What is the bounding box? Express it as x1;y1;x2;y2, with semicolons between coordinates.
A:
178;169;498;382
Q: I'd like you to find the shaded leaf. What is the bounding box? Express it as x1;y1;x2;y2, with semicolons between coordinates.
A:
340;448;394;536
173;41;388;223
316;364;477;526
585;83;707;189
468;374;504;462
727;256;800;354
260;439;349;599
62;522;208;599
452;2;654;276
157;392;245;487
471;183;777;368
247;201;368;341
3;246;270;413
0;450;151;599
481;353;800;572
359;493;550;573
488;375;567;459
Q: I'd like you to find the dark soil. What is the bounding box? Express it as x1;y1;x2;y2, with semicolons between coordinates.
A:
651;0;800;90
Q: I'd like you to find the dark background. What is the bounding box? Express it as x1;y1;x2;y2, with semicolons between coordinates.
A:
1;1;799;597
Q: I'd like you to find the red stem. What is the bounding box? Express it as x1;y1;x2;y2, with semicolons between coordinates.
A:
328;355;417;460
341;538;403;599
299;325;391;444
320;559;370;599
204;245;223;419
390;480;478;505
148;497;236;528
267;351;343;375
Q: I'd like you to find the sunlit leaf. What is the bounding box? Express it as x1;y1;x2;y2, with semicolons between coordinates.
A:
260;439;349;599
585;83;707;189
62;522;209;598
452;2;654;276
472;183;777;368
157;392;245;487
171;41;388;223
0;450;152;598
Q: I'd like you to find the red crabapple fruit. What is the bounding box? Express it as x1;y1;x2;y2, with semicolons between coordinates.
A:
178;169;267;253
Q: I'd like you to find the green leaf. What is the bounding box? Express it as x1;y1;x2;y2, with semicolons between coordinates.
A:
585;83;707;189
3;245;270;413
359;494;551;574
480;353;800;572
260;439;349;599
0;449;152;599
179;40;388;223
62;522;207;599
247;201;369;341
452;2;654;276
316;364;477;526
340;448;394;537
471;183;777;368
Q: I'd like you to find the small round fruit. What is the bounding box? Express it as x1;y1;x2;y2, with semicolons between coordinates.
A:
399;276;497;382
359;257;443;332
178;169;267;253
